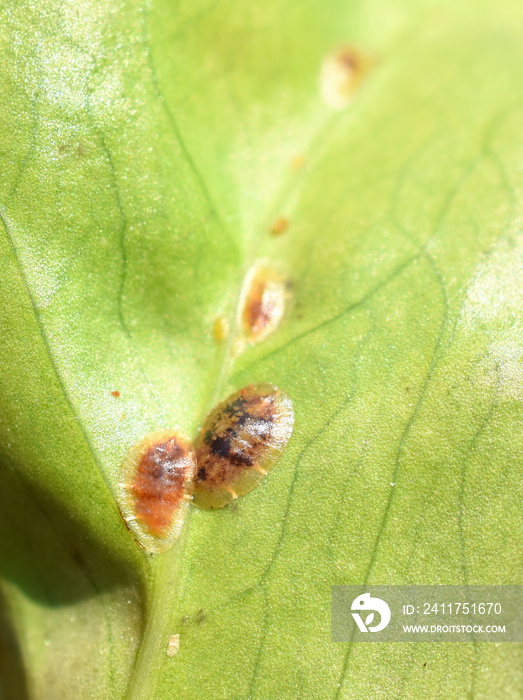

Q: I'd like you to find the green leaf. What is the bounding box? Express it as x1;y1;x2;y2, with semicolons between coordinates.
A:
1;0;522;698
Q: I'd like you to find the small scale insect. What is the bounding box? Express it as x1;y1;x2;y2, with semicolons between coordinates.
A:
166;634;180;658
118;431;196;553
241;265;287;343
192;384;294;509
270;217;289;236
320;46;370;110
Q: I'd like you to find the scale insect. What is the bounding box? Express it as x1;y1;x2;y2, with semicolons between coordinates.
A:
320;46;371;110
241;265;288;344
192;384;294;509
117;430;196;553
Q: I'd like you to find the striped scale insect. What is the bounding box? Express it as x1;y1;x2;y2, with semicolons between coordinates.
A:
192;384;294;509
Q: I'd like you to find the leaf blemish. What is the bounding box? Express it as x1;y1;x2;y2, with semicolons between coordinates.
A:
166;634;180;658
192;384;294;509
212;316;229;343
320;46;370;109
290;154;304;171
118;431;196;553
180;609;206;625
111;390;121;397
270;217;289;236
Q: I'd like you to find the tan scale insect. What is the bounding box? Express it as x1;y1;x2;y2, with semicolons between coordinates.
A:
241;265;288;344
320;46;371;110
192;384;294;509
166;634;180;657
118;431;196;553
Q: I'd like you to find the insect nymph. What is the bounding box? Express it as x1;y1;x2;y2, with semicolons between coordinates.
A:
118;431;196;553
192;384;294;509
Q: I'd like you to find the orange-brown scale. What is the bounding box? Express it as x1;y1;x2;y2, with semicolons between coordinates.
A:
193;384;294;509
118;430;196;552
130;437;191;535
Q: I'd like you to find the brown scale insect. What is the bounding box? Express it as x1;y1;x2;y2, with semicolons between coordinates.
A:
320;46;371;110
118;431;196;553
192;384;294;509
242;266;287;344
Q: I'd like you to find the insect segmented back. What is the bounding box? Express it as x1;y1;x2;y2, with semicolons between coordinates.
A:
192;384;294;509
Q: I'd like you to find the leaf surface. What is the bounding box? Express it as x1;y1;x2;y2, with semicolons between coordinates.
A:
0;0;522;698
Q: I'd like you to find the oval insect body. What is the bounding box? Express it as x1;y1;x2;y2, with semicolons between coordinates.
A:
242;266;287;344
118;430;196;553
192;384;294;509
320;46;370;110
